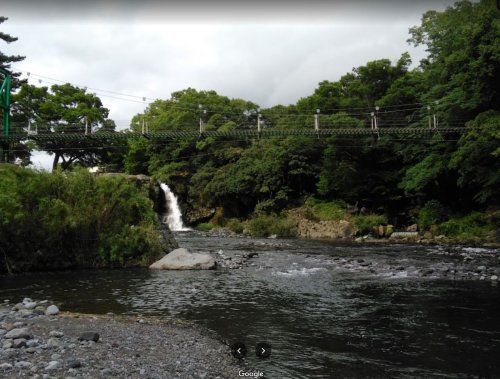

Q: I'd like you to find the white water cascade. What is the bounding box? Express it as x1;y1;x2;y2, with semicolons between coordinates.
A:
160;183;190;231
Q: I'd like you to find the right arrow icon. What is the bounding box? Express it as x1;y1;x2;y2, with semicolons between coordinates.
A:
256;342;271;359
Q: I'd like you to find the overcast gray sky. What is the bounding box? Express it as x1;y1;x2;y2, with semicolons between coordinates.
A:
2;0;455;132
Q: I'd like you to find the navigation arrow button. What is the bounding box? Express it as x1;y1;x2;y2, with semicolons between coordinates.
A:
231;342;247;359
255;342;271;359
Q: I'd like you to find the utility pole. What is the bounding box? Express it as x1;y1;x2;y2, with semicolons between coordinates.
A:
370;112;375;129
198;104;204;133
374;106;379;129
257;108;261;133
314;108;320;131
427;105;432;129
1;68;11;137
433;100;439;129
142;117;145;134
85;117;89;135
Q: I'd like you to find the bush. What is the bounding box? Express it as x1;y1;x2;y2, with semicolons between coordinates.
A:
0;165;163;273
226;218;244;234
196;222;214;232
418;200;446;230
352;214;388;234
303;198;346;221
437;212;495;239
247;214;296;237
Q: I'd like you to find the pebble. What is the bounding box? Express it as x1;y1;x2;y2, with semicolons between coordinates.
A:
13;338;27;348
101;368;113;376
4;327;32;339
24;302;38;310
49;330;64;338
44;360;60;371
45;305;60;316
26;339;40;347
14;361;32;369
0;362;13;370
491;275;498;281
66;357;82;368
47;337;63;348
51;353;61;360
78;332;100;342
2;340;13;349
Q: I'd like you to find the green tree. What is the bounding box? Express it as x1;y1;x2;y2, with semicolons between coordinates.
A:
450;111;500;204
0;16;25;86
13;83;116;170
408;0;500;125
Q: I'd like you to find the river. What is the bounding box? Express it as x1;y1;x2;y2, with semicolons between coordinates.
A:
1;233;500;378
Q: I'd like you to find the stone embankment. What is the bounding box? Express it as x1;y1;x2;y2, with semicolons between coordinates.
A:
0;298;241;378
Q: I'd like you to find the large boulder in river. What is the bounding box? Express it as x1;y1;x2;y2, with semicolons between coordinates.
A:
149;248;216;270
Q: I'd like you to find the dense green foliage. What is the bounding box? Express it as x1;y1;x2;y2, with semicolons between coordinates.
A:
1;1;498;247
0;165;162;273
437;211;498;241
418;200;446;230
117;1;498;241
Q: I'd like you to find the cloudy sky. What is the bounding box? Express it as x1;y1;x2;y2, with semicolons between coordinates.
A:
2;0;454;133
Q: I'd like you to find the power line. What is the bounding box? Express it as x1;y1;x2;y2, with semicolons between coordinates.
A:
20;71;468;118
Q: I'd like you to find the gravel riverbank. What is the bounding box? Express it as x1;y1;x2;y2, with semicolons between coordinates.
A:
0;300;243;378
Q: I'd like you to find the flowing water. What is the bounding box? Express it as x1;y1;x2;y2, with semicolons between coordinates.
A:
160;183;190;231
1;234;500;378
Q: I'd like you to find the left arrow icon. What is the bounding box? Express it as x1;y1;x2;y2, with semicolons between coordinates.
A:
231;342;247;359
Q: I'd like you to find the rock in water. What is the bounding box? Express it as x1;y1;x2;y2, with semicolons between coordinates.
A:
149;248;216;270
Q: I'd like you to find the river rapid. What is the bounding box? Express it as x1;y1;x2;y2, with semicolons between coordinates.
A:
1;233;500;378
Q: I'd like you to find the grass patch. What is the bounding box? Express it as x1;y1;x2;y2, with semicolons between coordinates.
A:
301;198;346;221
352;214;388;234
437;212;497;240
196;222;214;232
226;218;244;234
246;214;296;237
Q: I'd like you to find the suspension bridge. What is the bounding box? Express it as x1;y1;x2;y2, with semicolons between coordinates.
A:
0;127;465;144
0;68;467;154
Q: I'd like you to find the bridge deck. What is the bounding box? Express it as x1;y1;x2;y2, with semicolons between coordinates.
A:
0;127;465;142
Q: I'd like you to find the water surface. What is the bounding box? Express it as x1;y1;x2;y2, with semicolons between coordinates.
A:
2;234;500;378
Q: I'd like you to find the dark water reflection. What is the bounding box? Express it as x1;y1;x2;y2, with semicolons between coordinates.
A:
1;234;500;378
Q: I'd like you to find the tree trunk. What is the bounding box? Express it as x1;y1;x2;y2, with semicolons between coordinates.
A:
52;152;60;171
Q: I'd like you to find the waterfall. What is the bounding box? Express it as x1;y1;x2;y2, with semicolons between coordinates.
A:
160;183;190;231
